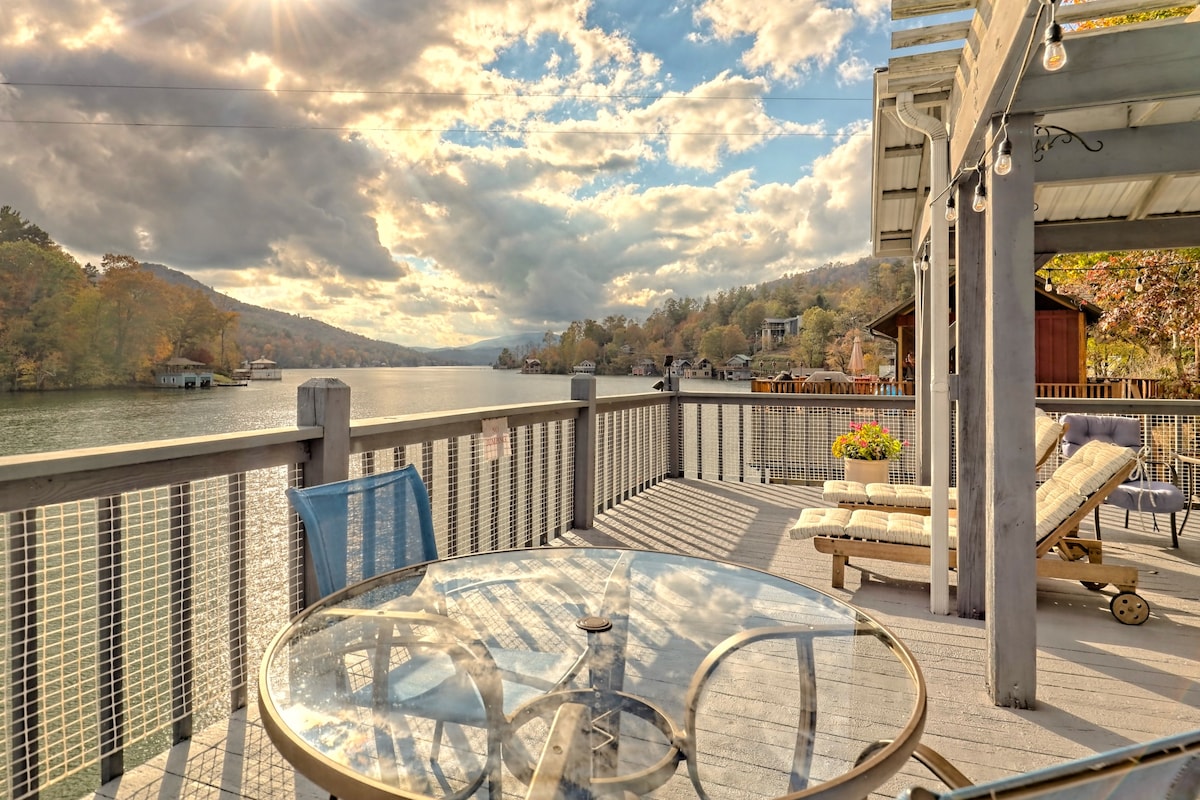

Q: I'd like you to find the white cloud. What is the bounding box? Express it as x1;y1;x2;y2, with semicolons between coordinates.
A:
0;0;880;347
695;0;860;80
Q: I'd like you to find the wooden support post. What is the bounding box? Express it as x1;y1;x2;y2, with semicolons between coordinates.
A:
984;114;1038;708
956;173;987;620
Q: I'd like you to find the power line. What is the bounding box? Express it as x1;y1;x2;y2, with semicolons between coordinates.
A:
0;80;872;104
0;117;869;137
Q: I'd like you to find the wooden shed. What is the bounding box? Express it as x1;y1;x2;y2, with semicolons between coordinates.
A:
868;275;1100;385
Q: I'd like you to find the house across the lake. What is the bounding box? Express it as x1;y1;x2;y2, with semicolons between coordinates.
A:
234;357;282;381
155;357;213;389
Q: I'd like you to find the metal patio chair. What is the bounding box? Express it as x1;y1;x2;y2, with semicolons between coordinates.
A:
893;726;1200;799
1061;413;1189;547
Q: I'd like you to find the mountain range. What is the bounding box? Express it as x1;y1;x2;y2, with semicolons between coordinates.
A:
143;263;453;368
411;332;554;366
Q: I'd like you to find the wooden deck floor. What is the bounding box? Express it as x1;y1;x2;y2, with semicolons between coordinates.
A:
86;479;1200;799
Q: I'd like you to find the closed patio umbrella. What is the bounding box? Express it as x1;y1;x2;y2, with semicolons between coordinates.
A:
849;336;865;375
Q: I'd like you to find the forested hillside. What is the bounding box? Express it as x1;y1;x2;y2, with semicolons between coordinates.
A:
143;264;440;370
521;256;916;376
0;206;440;390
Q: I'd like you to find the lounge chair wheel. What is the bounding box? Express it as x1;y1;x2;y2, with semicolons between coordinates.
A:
1109;592;1150;625
1080;581;1107;591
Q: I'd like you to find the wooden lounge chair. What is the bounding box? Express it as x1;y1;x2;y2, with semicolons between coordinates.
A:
821;411;1065;515
888;725;1200;799
791;440;1150;624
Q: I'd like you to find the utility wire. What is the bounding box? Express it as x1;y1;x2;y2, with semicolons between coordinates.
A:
0;117;869;136
0;80;871;104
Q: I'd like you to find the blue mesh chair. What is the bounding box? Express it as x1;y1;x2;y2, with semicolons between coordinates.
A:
286;465;437;598
894;726;1200;799
1061;414;1188;547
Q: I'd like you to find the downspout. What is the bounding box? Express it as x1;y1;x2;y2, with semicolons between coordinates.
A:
895;91;951;616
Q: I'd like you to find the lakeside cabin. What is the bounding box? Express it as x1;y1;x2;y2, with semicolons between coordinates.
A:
155;357;213;389
234;357;283;381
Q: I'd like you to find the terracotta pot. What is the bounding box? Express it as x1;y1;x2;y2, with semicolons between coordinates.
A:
844;458;890;485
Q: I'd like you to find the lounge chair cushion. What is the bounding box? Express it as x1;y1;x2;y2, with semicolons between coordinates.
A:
821;480;870;505
1034;413;1063;463
1053;440;1137;496
822;481;960;508
866;483;959;508
789;507;853;539
844;509;959;548
1034;477;1086;541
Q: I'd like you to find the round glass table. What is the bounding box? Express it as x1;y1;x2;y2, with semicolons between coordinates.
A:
259;547;926;800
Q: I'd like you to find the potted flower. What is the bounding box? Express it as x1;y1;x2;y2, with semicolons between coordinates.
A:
832;421;906;484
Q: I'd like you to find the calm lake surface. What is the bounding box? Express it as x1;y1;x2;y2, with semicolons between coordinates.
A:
0;367;749;457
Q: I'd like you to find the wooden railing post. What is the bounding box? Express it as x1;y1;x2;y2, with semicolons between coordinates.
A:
295;378;351;608
572;374;597;530
296;378;352;487
666;374;682;477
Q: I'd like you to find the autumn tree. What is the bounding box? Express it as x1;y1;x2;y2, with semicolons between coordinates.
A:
1045;249;1200;379
0;241;89;388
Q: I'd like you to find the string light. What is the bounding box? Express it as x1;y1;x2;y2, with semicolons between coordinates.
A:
1134;273;1145;293
1043;1;1067;71
945;193;957;222
972;174;988;212
994;134;1013;175
1044;276;1054;293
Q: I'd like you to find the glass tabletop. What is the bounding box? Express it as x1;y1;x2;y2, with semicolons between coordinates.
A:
259;546;926;800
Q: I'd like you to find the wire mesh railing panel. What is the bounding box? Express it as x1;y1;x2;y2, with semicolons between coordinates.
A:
0;463;298;800
596;404;669;510
33;501;101;795
367;421;575;560
684;399;921;486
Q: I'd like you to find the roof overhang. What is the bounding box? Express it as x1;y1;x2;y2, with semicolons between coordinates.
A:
871;2;1200;262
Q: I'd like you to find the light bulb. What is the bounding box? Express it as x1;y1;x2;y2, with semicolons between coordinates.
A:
972;183;987;213
1044;278;1054;293
994;137;1013;176
1043;22;1067;71
1134;274;1145;293
921;257;930;272
945;195;957;222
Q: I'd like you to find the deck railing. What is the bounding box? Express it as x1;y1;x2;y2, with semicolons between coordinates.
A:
0;377;1196;800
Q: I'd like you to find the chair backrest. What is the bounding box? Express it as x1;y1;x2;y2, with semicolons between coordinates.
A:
897;726;1200;799
1061;414;1142;456
1034;412;1066;468
1034;440;1137;549
285;464;437;598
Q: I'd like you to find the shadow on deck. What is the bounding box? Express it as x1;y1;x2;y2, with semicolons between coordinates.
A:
85;479;1200;800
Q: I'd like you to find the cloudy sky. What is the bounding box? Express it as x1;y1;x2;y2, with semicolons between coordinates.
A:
1;0;892;347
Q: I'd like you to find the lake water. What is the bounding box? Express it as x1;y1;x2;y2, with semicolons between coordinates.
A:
0;367;749;457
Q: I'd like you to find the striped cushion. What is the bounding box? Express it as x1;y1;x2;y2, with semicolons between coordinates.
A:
1034;413;1064;463
790;507;853;539
822;480;870;504
845;509;959;548
1053;440;1135;496
1035;477;1086;541
866;483;959;508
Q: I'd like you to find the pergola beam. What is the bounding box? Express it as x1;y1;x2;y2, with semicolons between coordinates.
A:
1034;215;1200;255
948;1;1042;172
1011;24;1200;115
1031;122;1200;183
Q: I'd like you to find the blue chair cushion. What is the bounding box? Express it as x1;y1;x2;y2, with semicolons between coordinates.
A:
1060;414;1141;456
1106;481;1188;514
